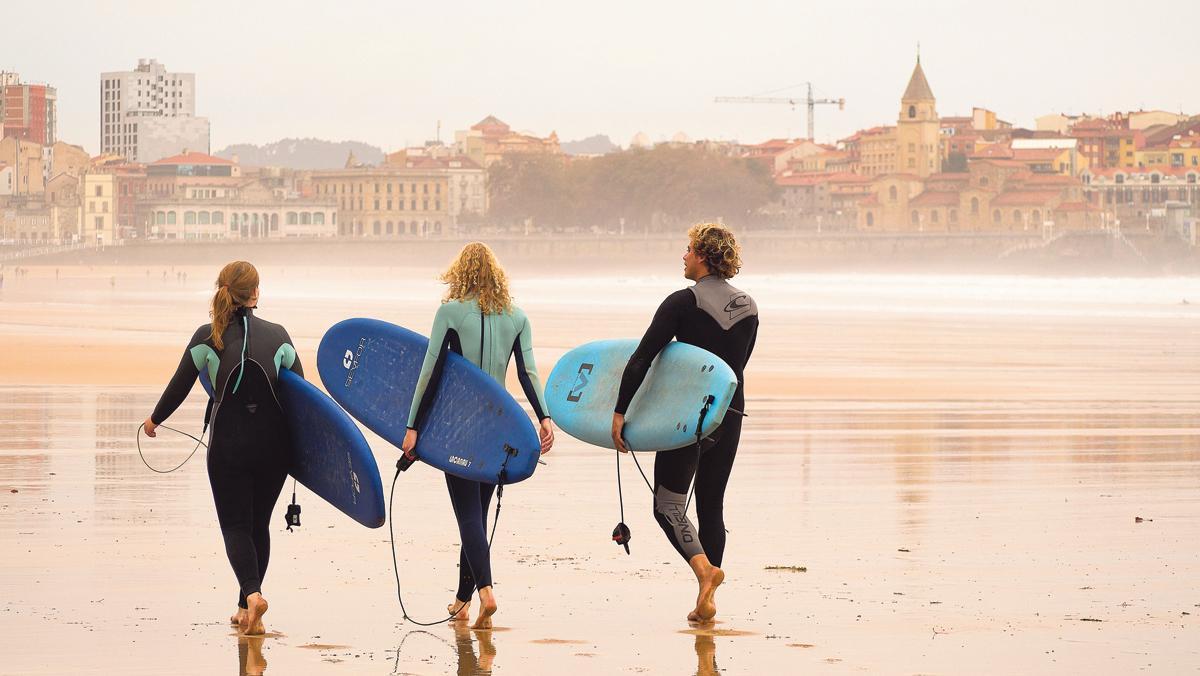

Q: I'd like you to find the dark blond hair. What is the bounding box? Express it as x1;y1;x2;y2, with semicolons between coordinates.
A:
687;222;743;279
440;242;512;315
210;261;259;349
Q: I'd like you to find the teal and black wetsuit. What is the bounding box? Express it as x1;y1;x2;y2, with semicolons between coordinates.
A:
407;298;549;602
151;307;302;609
616;275;758;567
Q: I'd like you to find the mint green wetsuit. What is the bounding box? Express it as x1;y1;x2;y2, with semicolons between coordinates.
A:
406;298;549;602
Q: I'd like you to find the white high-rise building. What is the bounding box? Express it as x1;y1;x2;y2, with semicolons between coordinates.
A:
99;58;209;163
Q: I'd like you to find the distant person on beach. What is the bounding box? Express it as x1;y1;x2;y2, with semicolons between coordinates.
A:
611;223;758;623
401;242;555;629
142;261;303;636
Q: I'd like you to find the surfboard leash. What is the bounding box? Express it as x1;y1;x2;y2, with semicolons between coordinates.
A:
135;422;208;474
387;448;513;626
613;395;718;553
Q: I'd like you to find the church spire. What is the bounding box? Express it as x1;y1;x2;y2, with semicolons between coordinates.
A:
902;58;934;102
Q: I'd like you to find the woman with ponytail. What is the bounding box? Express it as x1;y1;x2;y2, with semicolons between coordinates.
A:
403;242;555;629
142;261;303;636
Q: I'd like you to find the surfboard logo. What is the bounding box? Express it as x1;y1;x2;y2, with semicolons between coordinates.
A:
724;294;751;320
449;455;471;468
347;452;360;503
567;363;593;402
343;338;366;388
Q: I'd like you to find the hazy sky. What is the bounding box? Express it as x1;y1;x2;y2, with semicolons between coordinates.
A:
7;0;1198;155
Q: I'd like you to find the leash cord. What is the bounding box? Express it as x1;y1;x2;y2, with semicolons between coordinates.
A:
136;423;208;474
388;452;510;627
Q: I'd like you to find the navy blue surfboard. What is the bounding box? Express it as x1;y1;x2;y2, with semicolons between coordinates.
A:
200;368;386;528
316;318;541;485
546;339;737;452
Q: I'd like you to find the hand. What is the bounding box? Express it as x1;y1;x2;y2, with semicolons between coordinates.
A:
611;413;631;454
142;417;158;438
538;418;555;455
401;428;418;458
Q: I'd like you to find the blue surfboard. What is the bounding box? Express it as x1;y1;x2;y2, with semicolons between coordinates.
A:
545;339;738;452
199;368;386;529
316;318;541;485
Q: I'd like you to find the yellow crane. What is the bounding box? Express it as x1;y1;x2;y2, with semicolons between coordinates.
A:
715;83;844;141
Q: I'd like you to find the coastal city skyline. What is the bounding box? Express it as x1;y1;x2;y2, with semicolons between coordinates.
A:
4;0;1199;154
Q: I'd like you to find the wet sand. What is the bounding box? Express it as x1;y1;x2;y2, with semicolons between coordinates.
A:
1;261;1198;674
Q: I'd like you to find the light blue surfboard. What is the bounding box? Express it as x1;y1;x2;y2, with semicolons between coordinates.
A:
545;339;738;452
316;318;541;485
199;368;386;529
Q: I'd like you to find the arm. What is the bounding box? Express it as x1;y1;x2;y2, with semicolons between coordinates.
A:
614;291;687;415
147;326;208;431
406;304;455;431
512;313;550;421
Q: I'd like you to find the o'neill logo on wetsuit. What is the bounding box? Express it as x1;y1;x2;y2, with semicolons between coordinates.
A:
724;294;751;321
343;338;366;388
449;455;471;468
567;363;593;402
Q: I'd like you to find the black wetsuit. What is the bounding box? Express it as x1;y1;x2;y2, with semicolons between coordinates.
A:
616;275;758;567
151;307;302;609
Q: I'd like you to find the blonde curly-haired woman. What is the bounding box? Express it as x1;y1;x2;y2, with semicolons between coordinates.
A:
401;242;555;629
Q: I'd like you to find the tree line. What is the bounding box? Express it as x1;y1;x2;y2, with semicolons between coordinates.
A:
484;145;778;232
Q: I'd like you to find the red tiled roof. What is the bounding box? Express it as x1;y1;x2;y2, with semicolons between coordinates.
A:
909;191;960;207
1012;148;1064;161
151;152;235;166
991;190;1061;206
971;144;1014;159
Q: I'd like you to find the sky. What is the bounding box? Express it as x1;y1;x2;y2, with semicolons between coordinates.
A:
6;0;1198;155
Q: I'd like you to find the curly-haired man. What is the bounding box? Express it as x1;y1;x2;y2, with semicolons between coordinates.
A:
611;222;759;623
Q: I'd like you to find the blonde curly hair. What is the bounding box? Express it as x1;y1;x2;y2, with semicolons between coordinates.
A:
687;222;742;279
441;242;513;315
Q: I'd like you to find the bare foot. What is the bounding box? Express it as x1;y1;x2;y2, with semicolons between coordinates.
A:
230;608;247;626
472;586;497;630
694;567;724;621
687;609;702;623
241;593;268;636
448;599;470;622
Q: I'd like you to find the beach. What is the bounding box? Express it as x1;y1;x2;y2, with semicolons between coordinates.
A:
1;258;1198;674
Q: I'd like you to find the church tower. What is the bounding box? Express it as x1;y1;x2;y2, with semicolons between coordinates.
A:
896;55;940;177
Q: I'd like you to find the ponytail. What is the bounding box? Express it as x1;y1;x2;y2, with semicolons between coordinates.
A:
209;261;260;350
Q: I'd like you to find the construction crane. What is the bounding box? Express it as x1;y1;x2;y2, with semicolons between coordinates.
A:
715;82;844;141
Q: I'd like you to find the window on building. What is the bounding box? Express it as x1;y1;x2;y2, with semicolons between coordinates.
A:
1012;210;1022;225
949;208;959;223
411;200;417;210
979;177;989;187
866;212;874;227
386;221;394;235
95;185;102;197
373;221;381;235
992;209;1001;224
314;213;325;225
888;186;898;202
931;210;939;223
301;213;311;225
287;212;298;225
167;211;176;225
398;183;405;194
911;210;919;226
375;183;380;193
1032;210;1041;224
184;211;196;225
908;105;916;118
